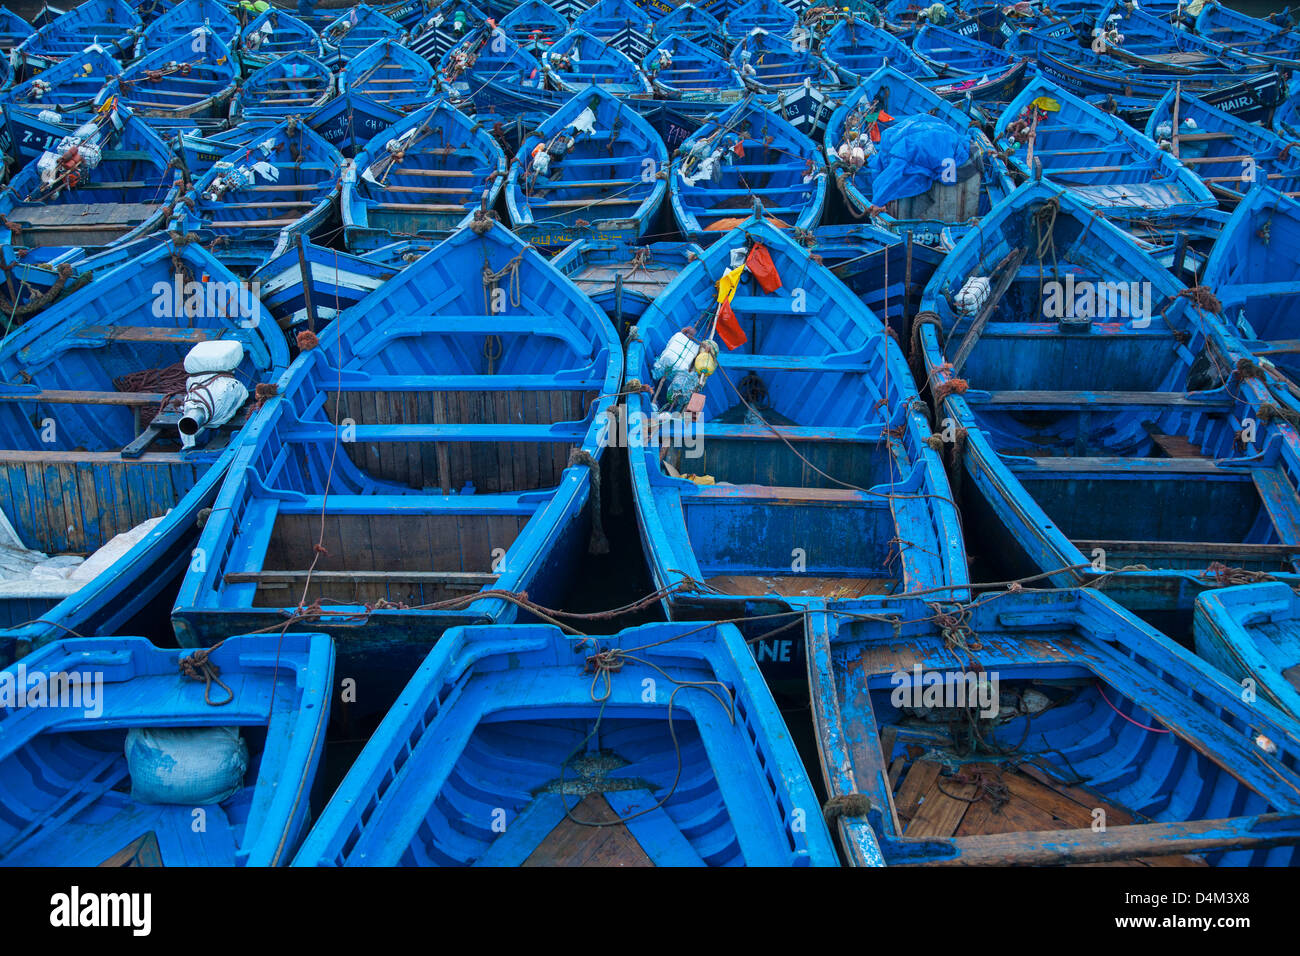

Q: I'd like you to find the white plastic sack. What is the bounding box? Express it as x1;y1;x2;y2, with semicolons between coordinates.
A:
184;340;245;374
125;727;249;806
181;376;249;449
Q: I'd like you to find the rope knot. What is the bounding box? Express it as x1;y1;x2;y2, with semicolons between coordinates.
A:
178;648;234;706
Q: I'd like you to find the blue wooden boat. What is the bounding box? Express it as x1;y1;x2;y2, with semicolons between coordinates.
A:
112;27;239;122
0;105;182;250
340;37;438;112
918;180;1300;623
626;214;967;626
294;619;838;866
306;88;405;157
995;78;1214;221
0;633;332;865
0;239;288;644
437;23;546;99
1202;185;1300;387
134;0;239;58
652;2;723;54
237;8;327;72
340;38;436;115
808;589;1300;866
1145;87;1300;208
820;16;937;84
0;47;119;116
804;221;946;337
321;4;405;65
642;33;743;101
171;120;344;277
825;66;1008;237
762;77;837;141
230;53;335;122
501;0;568;53
670;97;826;241
171;217;622;701
574;0;653;58
1195;2;1300;69
730;27;839;94
551;237;703;332
721;0;795;42
544;0;593;19
1010;25;1261;106
13;0;141;74
251;238;401;331
542;27;652;93
1195;581;1300;719
0;6;35;55
1091;0;1260;75
1087;70;1286;131
913;22;1021;78
505;85;665;248
405;0;491;68
344;97;506;251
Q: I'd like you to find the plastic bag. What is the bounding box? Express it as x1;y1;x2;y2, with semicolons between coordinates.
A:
125;727;249;806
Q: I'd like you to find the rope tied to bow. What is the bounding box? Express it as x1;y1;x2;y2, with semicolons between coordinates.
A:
178;647;234;706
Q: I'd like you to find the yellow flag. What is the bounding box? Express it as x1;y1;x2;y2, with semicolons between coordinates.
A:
1031;96;1061;113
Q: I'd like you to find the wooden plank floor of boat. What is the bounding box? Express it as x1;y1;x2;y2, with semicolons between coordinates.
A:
706;574;898;599
895;759;1208;866
522;794;654;867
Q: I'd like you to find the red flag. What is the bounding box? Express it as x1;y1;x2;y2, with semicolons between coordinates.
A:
745;242;782;293
715;301;747;350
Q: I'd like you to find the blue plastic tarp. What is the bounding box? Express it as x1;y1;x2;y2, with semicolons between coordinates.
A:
868;113;972;207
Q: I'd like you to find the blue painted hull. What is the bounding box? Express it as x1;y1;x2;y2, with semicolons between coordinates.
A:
294;620;839;866
0;633;333;866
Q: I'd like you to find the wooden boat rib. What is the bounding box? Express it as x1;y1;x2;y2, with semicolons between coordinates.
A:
172;120;345;277
542;28;652;94
0;634;332;865
341;37;439;112
238;8;327;71
134;0;238;58
1144;87;1300;207
345;96;506;251
626;214;967;622
920;179;1300;622
671;96;826;241
114;26;239;120
232;52;335;122
1202;185;1300;386
294;620;838;866
501;0;568;53
820;16;937;85
13;0;141;72
171;217;622;704
995;77;1215;221
642;33;743;101
0;104;183;250
505;85;666;248
0;239;288;643
809;589;1300;867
